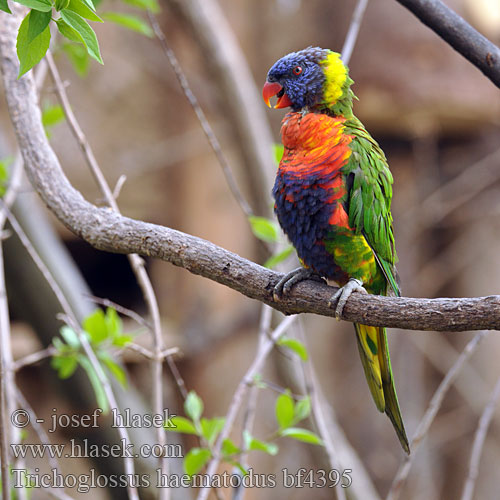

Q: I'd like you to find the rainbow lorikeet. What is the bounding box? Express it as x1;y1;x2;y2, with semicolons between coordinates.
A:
263;47;409;454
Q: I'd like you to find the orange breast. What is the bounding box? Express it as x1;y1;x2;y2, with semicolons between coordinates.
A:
280;112;353;180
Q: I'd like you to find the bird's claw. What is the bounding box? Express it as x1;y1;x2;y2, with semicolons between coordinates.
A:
273;267;325;301
328;278;366;320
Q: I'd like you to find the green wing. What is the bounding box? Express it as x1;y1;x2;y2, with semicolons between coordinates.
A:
343;117;399;296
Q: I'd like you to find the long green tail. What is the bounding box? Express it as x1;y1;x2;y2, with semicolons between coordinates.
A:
354;323;410;454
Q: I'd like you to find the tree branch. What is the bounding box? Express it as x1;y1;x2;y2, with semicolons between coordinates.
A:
341;0;370;65
1;13;499;333
395;0;500;88
460;374;500;500
386;330;489;500
147;10;254;218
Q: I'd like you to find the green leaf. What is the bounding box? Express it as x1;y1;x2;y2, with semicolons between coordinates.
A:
0;0;12;14
184;391;203;422
16;12;51;78
273;143;284;165
59;325;81;349
294;396;311;423
27;10;51;42
78;354;109;413
55;0;70;10
221;438;240;457
79;0;96;10
275;391;294;429
165;416;198;434
51;354;78;379
105;307;122;338
120;0;159;13
183;448;211;476
248;215;279;243
101;12;153;37
66;0;102;21
264;245;294;269
252;373;267;389
60;10;103;64
42;104;65;130
112;334;133;348
83;309;108;344
57;19;85;44
243;431;278;456
280;427;323;445
100;354;127;388
231;461;248;476
200;417;225;447
15;0;52;12
277;337;308;361
52;336;64;352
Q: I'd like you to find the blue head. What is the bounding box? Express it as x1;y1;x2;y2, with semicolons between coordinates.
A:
263;47;353;113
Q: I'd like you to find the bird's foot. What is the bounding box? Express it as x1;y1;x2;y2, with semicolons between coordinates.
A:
273;267;325;301
328;278;367;320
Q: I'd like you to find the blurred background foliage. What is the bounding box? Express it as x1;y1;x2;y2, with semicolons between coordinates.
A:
1;0;500;499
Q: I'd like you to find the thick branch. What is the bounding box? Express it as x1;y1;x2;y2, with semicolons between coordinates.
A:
0;13;499;333
396;0;500;88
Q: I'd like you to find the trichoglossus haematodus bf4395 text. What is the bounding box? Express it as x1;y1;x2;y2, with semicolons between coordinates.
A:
263;47;409;454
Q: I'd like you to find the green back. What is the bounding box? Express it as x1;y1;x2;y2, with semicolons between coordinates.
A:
343;117;400;297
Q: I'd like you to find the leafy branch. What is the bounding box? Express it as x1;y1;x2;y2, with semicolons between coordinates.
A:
2;0;158;78
52;307;132;412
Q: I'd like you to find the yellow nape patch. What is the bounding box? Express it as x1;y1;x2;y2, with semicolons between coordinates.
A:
320;52;347;104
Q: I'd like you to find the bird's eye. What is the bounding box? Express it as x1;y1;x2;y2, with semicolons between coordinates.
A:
292;65;303;75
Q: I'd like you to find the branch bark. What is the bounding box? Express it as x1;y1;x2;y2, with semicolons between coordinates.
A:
395;0;500;88
1;12;499;333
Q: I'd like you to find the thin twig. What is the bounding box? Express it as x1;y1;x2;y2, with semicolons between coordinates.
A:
12;346;56;371
460;375;500;500
409;334;489;415
164;356;188;400
0;59;49;500
15;389;60;472
197;313;297;500
1;204;140;500
1;204;76;330
123;343;154;361
147;10;254;218
296;322;347;500
341;0;369;65
126;343;180;362
386;331;489;500
401;146;500;235
233;304;272;500
0;245;10;500
232;384;258;500
83;294;152;330
0;157;23;500
165;0;275;217
45;50;169;498
45;53;117;211
112;174;127;201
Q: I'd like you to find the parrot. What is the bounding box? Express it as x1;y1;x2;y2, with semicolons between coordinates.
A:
262;47;409;454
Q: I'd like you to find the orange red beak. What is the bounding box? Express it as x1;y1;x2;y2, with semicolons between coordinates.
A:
262;81;293;109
